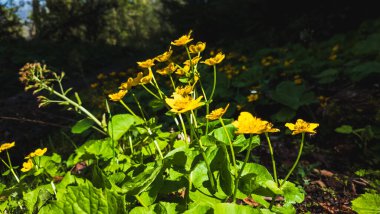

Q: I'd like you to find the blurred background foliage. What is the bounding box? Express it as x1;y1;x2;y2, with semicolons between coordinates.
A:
0;0;379;169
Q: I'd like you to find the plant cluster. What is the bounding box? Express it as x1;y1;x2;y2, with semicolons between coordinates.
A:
0;31;322;213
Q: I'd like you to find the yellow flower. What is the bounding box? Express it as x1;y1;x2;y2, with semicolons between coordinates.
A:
108;90;127;102
189;42;206;54
232;112;273;135
140;70;153;84
285;119;319;135
284;59;295;67
0;141;15;152
247;94;259;102
202;52;225;66
165;93;204;113
262;122;280;133
171;31;193;46
175;85;193;96
328;54;337;61
332;44;339;52
261;56;274;67
294;78;303;85
26;147;47;159
184;56;202;66
90;83;98;88
137;59;155;68
155;47;173;62
157;63;177;76
206;104;230;120
97;73;107;80
21;159;33;172
119;77;134;90
176;65;190;76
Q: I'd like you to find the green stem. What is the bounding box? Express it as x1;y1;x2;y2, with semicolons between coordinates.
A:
178;113;188;143
265;133;278;186
147;128;164;159
169;73;176;90
132;93;147;122
141;84;161;100
6;151;20;183
280;133;305;187
43;84;104;131
219;118;237;171
119;100;138;117
233;135;253;203
128;135;134;155
209;65;217;104
149;68;164;99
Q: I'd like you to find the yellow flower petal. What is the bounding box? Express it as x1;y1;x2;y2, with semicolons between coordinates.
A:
108;90;128;102
21;159;33;172
189;42;206;54
202;52;225;66
140;70;153;84
157;63;177;76
233;112;278;134
171;31;193;46
137;59;155;68
0;141;15;152
206;104;229;120
285;119;319;135
165;93;204;114
155;47;173;62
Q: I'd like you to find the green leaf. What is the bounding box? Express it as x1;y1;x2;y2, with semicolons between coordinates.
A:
335;125;353;134
149;99;165;111
238;162;274;196
212;124;235;145
280;181;305;204
184;202;212;214
122;161;163;196
313;68;339;84
271;107;296;122
138;174;164;206
352;193;380;214
24;184;54;214
72;138;115;163
213;203;260;214
39;181;127;214
346;62;380;81
71;118;94;134
108;114;144;141
270;81;316;110
130;202;179;214
0;183;5;194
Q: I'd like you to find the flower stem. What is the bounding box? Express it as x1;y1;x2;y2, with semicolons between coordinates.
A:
169;73;176;90
219;118;237;171
233;134;253;203
119;100;138;118
147;128;164;159
265;133;278;186
43;84;104;132
280;133;305;187
209;65;217;104
6;151;20;183
132;93;146;122
149;68;164;99
141;84;161;100
178;113;188;143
